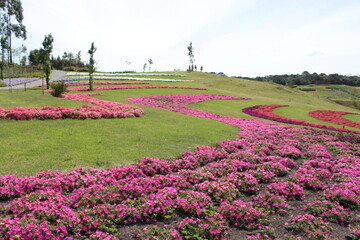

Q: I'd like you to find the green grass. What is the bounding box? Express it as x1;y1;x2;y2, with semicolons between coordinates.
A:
342;113;360;123
1;72;359;176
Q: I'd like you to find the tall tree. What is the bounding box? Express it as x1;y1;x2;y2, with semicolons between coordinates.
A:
148;58;153;72
143;63;147;72
0;0;26;64
76;51;81;66
0;36;8;79
88;42;97;91
41;34;54;89
187;42;195;71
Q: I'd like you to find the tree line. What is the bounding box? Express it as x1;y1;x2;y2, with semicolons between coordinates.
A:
238;71;360;87
28;49;87;71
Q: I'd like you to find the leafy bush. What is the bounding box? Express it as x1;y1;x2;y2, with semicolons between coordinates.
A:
0;81;6;87
50;82;68;97
298;87;316;91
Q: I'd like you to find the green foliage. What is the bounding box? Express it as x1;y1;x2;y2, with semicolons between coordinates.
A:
51;51;86;70
0;80;6;87
297;87;316;91
50;82;68;97
148;58;153;72
187;42;195;71
88;42;97;91
28;49;42;65
0;0;26;64
136;226;175;239
247;72;360;86
40;34;54;89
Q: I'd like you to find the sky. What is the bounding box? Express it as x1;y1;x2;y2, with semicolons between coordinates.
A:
13;0;360;77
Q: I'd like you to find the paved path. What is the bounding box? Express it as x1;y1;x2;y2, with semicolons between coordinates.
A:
0;70;66;90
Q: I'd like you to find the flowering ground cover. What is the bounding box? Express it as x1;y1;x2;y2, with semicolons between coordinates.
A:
309;110;360;129
1;94;359;239
0;93;144;120
242;104;360;134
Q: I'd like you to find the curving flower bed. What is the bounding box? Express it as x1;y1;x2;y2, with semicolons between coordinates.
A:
309;110;360;129
242;105;360;134
0;95;359;239
0;93;144;120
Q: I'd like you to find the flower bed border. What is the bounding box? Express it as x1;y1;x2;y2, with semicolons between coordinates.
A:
242;105;360;134
309;110;360;129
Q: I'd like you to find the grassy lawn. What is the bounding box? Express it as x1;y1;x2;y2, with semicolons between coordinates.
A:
1;72;359;176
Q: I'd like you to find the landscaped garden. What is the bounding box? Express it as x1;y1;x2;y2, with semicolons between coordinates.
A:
0;72;359;239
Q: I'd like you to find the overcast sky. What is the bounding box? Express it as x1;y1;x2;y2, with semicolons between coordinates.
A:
15;0;360;77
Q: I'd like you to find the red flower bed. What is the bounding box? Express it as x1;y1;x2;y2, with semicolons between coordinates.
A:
242;105;360;134
309;110;360;129
0;93;144;120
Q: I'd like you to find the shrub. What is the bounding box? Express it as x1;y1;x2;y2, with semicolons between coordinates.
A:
0;81;6;87
298;87;316;91
50;82;68;97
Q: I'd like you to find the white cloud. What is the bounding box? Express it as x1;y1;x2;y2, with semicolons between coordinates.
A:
12;0;360;76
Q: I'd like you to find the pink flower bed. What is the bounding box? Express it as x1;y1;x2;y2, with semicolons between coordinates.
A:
0;93;144;120
309;110;360;129
1;94;359;239
242;104;360;134
45;84;206;92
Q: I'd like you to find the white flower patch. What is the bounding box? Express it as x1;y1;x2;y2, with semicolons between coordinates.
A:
66;72;186;77
57;76;193;82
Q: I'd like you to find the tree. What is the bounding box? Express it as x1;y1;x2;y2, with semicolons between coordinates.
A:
143;63;147;72
76;51;81;66
41;34;54;89
12;43;26;64
148;58;153;72
0;36;8;79
0;0;26;64
88;42;97;91
28;49;42;65
187;42;195;71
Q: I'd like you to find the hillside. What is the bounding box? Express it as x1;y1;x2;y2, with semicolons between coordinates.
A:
0;71;359;176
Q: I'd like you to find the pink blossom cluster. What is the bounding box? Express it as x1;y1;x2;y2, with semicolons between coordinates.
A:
0;94;359;239
309;110;360;129
242;104;360;134
0;93;144;120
